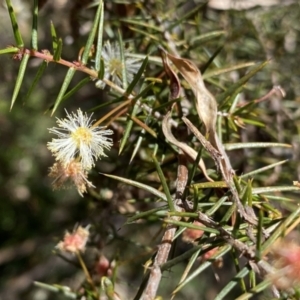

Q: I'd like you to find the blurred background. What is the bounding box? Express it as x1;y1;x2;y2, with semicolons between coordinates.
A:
0;0;300;299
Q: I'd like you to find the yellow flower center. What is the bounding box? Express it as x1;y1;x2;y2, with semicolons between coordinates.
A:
71;127;92;147
109;58;123;78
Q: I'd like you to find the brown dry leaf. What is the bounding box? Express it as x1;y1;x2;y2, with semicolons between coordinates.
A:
162;50;258;225
162;111;214;182
160;50;181;100
165;52;218;135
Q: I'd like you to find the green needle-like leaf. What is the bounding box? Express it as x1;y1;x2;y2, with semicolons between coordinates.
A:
6;0;24;47
118;103;139;154
241;159;289;179
215;267;250;300
191;181;228;189
10;53;30;110
191;30;226;45
31;0;38;50
118;30;127;89
53;38;63;61
152;155;175;212
164;219;219;234
252;186;300;194
60;77;91;104
203;62;257;79
50;21;58;53
206;196;229;216
24;61;48;103
91;95;125;112
51;67;76;115
101;173;167;202
120;18;163;33
162;244;204;271
98;58;105;80
33;282;77;299
126;56;148;95
201;45;224;74
174;248;202;298
81;0;102;65
172;246;231;295
126;205;169;224
94;1;104;72
235;277;273;300
130;133;144;164
218;61;269;107
132;82;155;101
0;47;19;55
167;3;206;30
261;206;300;253
47;77;91;111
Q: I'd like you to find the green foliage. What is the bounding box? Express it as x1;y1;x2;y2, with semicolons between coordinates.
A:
1;1;300;299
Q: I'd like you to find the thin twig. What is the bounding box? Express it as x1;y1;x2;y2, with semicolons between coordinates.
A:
182;116;258;225
76;251;98;296
141;151;188;299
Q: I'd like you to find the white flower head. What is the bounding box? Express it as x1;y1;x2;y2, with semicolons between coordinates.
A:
95;40;142;89
47;109;113;170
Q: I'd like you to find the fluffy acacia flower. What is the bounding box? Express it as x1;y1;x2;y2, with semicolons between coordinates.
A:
56;225;90;254
48;160;94;197
182;221;205;244
95;41;142;89
47;109;113;170
268;240;300;289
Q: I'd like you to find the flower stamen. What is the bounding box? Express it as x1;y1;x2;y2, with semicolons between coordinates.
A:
71;127;93;148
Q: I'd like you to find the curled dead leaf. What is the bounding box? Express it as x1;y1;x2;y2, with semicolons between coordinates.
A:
165;52;218;135
162;111;214;182
160;49;181;100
